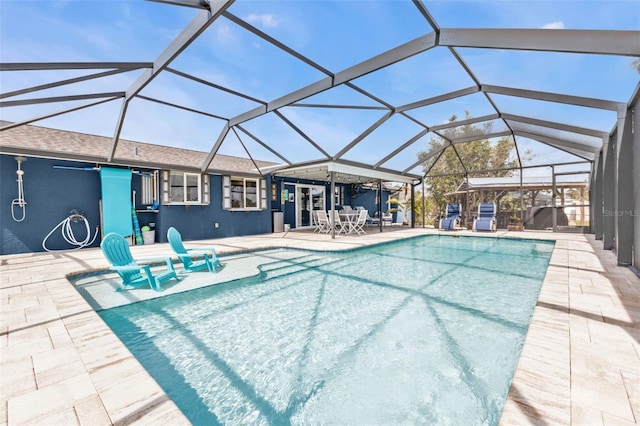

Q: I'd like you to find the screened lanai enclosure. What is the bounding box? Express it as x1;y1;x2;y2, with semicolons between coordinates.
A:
1;0;639;267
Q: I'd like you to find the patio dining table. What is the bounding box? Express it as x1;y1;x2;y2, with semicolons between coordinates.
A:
338;212;359;234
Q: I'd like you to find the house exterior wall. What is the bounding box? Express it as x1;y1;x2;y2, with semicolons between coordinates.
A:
153;174;273;244
0;154;274;255
278;179;388;230
1;153;391;255
1;155;104;255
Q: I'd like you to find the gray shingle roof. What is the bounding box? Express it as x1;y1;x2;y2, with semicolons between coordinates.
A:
0;121;277;175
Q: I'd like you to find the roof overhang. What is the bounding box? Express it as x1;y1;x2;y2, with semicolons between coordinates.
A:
267;160;420;185
446;176;590;195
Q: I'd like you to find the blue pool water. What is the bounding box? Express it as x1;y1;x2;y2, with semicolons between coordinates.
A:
99;235;554;425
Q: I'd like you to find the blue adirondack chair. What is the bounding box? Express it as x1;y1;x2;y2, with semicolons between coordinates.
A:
473;202;497;232
100;232;179;292
439;203;462;231
167;227;222;273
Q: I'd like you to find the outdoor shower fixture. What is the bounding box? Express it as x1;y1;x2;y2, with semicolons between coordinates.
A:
11;156;27;222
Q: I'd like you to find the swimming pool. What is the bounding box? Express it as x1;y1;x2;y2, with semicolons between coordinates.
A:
99;235;554;425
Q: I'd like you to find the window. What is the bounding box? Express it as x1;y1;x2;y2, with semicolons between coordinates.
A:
140;170;158;205
223;176;267;210
334;186;344;206
161;171;209;205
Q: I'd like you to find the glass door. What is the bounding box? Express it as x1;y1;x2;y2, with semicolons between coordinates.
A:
296;185;325;228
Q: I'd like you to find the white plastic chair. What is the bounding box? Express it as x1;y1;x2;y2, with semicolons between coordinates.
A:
315;210;331;233
331;210;346;234
352;209;368;235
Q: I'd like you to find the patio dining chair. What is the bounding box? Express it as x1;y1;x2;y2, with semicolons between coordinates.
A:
315;210;331;233
352;209;368;235
331;210;347;235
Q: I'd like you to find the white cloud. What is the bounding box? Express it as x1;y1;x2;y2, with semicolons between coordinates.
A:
246;13;279;28
542;21;564;29
216;25;235;43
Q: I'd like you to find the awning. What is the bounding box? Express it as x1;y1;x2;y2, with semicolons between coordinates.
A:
266;160;420;185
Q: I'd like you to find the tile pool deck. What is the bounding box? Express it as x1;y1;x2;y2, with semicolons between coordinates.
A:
1;228;638;425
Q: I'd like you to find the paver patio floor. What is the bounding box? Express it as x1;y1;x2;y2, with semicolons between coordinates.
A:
1;228;638;425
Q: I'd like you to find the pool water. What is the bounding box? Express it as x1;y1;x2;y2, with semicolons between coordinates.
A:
99;235;554;425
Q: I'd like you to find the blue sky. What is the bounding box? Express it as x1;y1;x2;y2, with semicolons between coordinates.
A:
1;0;638;178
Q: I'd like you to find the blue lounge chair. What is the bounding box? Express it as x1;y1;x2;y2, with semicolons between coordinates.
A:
100;232;178;292
439;203;461;230
167;227;222;273
473;202;497;232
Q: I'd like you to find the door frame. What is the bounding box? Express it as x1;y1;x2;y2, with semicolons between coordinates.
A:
295;184;326;229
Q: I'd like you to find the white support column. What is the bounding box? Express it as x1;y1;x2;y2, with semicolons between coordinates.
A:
602;134;616;250
615;107;634;265
330;172;336;239
552;167;557;232
378;180;383;232
592;151;603;239
634;103;640;269
411;183;415;228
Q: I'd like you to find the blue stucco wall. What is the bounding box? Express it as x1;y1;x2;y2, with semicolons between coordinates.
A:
1;156;103;254
1;154;392;255
155;175;273;243
0;155;274;255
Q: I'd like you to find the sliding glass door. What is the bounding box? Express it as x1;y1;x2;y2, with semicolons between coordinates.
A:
296;185;325;228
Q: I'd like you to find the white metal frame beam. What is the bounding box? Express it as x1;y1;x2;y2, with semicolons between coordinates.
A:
502;113;608;139
483;84;623;111
439;28;640;56
225;33;437;127
514;130;597;161
109;1;235;161
0;92;124;107
0;62;152;71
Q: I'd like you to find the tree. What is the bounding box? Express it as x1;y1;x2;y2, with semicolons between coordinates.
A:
417;112;528;220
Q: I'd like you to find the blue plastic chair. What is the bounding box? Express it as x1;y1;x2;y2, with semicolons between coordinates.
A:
439;203;461;230
473;203;497;232
167;227;222;273
100;232;178;292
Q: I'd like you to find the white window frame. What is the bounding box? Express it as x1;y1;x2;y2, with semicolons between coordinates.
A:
334;186;344;206
162;170;209;205
223;176;267;210
140;170;158;206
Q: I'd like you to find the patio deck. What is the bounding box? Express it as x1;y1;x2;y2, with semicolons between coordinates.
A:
1;228;638;425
